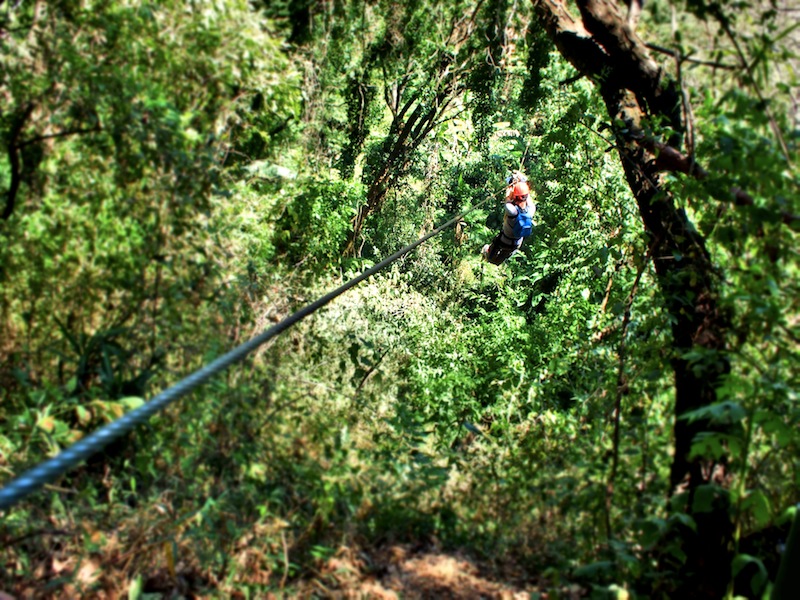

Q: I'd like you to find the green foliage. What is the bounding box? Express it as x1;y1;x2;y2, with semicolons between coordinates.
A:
273;176;362;268
1;0;798;597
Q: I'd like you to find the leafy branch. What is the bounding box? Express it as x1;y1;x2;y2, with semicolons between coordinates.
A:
709;7;792;165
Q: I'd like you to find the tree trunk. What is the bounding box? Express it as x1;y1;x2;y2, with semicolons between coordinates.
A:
533;1;733;595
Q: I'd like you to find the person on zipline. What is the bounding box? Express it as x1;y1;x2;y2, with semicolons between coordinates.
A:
482;172;535;265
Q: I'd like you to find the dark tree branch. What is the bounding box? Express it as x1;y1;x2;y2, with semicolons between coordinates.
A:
354;349;389;395
646;140;800;225
2;102;35;221
559;73;583;86
17;123;101;149
2;528;71;546
645;43;738;70
583;120;800;227
576;0;683;139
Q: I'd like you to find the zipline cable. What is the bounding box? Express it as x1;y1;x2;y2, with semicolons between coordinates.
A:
0;191;498;511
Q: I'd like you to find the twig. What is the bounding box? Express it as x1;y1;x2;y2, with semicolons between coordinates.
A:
559;73;584;86
280;530;290;589
675;50;695;165
354;349;389;395
43;483;78;494
16;124;101;149
606;245;652;543
3;528;71;546
645;43;737;70
599;267;617;314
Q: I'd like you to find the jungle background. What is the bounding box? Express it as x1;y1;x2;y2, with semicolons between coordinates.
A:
0;0;798;598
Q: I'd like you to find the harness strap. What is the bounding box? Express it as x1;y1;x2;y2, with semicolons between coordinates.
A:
497;232;519;247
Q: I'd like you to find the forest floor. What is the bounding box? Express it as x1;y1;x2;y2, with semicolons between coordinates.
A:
290;543;579;599
4;535;585;598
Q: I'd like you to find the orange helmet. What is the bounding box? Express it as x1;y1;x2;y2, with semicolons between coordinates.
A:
512;181;530;199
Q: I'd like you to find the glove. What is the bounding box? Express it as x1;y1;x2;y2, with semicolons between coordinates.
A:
506;170;527;185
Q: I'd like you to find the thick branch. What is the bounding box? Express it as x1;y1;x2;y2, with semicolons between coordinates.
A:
648;141;800;225
534;0;610;80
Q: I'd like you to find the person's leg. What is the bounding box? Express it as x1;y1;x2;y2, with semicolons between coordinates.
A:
485;234;501;261
486;233;516;264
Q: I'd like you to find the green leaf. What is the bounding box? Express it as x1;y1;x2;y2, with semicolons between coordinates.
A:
691;484;726;514
680;401;747;425
741;489;771;528
128;574;143;600
37;414;56;433
638;517;667;548
689;432;728;460
76;406;91;426
732;554;768;596
668;512;697;533
246;463;267;482
119;397;145;411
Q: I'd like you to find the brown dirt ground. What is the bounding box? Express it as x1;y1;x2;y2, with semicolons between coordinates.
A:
291;544;579;599
2;542;583;599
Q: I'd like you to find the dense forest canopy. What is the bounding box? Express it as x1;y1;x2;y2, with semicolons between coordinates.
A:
1;0;797;597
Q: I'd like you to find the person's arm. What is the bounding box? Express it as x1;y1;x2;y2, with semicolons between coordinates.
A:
504;203;519;217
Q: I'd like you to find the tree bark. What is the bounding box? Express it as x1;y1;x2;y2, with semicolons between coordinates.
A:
533;1;733;595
